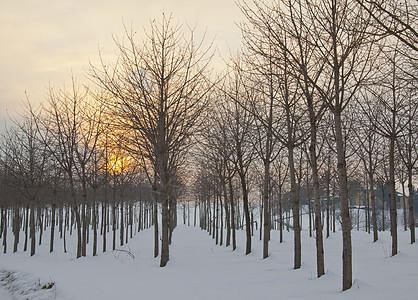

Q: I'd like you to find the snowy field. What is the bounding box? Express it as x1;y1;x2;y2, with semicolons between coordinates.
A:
0;217;417;299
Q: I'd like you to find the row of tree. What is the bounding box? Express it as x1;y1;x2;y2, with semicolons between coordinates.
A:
0;88;161;256
192;0;418;291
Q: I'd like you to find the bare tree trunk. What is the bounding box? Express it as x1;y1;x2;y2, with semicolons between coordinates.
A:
212;194;216;240
154;190;159;258
120;199;124;247
92;189;97;257
401;181;407;231
262;160;271;259
260;197;263;241
388;136;397;256
288;145;301;269
309;124;325;277
381;183;386;231
406;112;416;243
102;198;107;253
370;173;378;242
215;191;219;244
74;204;82;258
82;186;87;257
308;194;312;238
229;178;237;251
3;209;7;254
63;211;67;253
408;171;415;243
194;202;197;227
59;206;63;239
50;198;56;253
112;199;116;251
239;172;252;255
220;196;224;246
326;156;331;239
223;180;231;247
160;197;170;267
30;202;36;256
332;183;336;233
279;189;283;243
334;111;352;291
69;180;82;259
13;206;19;253
262;88;274;258
24;206;29;251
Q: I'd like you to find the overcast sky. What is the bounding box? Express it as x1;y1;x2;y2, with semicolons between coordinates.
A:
0;0;242;126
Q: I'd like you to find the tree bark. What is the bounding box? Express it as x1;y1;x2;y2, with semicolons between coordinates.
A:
228;177;237;251
153;185;159;258
50;200;56;253
334;111;352;291
288;144;301;269
30;202;36;256
13;206;20;253
369;172;378;242
388;136;397;256
160;197;170;267
408;171;415;243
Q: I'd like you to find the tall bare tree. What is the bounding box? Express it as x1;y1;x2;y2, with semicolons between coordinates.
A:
361;41;411;255
306;0;376;290
221;64;256;255
353;96;383;242
35;79;86;258
92;14;213;267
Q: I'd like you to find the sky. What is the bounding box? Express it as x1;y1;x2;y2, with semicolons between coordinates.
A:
0;0;242;127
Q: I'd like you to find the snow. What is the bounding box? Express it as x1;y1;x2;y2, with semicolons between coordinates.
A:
0;214;417;299
0;269;56;299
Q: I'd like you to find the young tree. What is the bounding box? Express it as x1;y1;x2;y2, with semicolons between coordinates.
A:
396;74;418;244
240;0;310;270
306;0;376;290
353;98;383;242
221;65;256;255
238;32;287;259
361;42;411;255
73;91;103;257
35;79;86;258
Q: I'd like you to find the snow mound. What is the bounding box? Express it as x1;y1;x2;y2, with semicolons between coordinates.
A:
0;269;56;300
351;279;374;290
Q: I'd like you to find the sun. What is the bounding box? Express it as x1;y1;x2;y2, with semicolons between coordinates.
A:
108;155;127;173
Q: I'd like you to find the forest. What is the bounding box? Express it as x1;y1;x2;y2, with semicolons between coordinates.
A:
0;0;417;295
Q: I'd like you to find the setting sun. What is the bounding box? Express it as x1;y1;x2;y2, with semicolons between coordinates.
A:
108;155;129;173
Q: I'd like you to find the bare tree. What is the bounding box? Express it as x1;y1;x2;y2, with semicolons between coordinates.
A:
361;42;411;255
396;76;418;244
305;0;376;290
221;64;256;255
35;79;86;258
238;31;285;259
72;90;103;257
353;96;383;242
92;13;213;267
197;100;238;249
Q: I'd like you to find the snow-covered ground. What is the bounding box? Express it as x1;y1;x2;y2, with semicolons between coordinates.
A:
0;216;417;299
